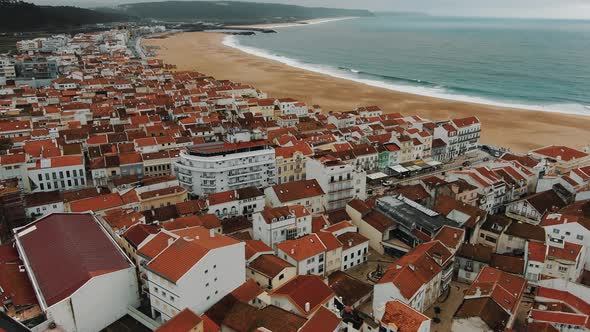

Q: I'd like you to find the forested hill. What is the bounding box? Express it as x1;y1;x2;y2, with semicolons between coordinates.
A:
0;0;129;31
118;1;373;23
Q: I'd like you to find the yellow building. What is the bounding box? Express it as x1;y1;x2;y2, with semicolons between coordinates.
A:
275;143;313;184
139;185;188;211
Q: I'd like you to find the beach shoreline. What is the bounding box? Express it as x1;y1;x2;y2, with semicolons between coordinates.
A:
225;17;359;29
143;32;590;152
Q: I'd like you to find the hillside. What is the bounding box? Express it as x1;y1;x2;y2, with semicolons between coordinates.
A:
0;0;130;32
118;1;373;24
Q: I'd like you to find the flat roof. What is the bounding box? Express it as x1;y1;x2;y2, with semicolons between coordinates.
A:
376;196;458;233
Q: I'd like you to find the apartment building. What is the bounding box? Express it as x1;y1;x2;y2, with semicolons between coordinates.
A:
264;179;326;215
143;227;245;321
25;155;86;193
274;143;313;184
0;57;16;80
306;155;366;211
525;239;585;284
542;213;590;270
206;186;265;220
252;205;312;249
373;241;454;315
175;140;276;196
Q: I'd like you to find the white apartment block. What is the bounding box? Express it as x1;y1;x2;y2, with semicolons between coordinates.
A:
206;186;265;220
253;205;312;249
542;213;590;270
264;179;326;215
175;141;276;196
143;228;245;322
25;155;87;193
306;156;366;212
0;57;16;79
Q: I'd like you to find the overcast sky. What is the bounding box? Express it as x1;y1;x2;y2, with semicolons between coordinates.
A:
31;0;590;19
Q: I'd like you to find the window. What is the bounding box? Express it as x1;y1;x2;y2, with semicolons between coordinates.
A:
553;229;560;234
204;270;208;274
577;234;584;240
279;274;284;280
558;266;567;273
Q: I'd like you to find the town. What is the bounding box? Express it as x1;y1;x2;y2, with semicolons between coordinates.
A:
0;27;589;332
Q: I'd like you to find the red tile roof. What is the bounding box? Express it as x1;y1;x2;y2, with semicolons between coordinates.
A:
16;213;131;307
466;266;526;314
276;234;327;261
299;306;341;332
69;193;124;213
381;300;430;332
156;308;202;332
231;279;264;303
532;145;588;162
270;275;334;316
270;179;325;203
147;228;240;282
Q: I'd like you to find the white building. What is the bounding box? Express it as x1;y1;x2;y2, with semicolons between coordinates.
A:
337;232;370;271
253;205;312;249
25;155;86;193
143;227;245;321
0;57;16;79
264;179;326;215
306;155;366;211
524;239;586;285
373;241;454;315
542;213;590;270
206;186;265;220
175;141;276;196
14;213;139;332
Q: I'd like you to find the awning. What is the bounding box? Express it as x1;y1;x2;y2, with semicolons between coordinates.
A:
389;165;409;173
367;172;389;180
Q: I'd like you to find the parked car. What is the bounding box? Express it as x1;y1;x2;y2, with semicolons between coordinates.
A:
382;180;394;186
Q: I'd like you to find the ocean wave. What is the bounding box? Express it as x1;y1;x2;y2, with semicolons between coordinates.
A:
222;35;590;116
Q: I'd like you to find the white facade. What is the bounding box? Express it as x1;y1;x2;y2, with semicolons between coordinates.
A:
25;158;87;193
277;248;326;276
25;201;64;219
341;241;369;271
306;157;366;211
543;214;590;270
147;241;245;321
175;142;276;196
0;57;16;79
46;268;139;332
252;207;312;249
207;192;265;220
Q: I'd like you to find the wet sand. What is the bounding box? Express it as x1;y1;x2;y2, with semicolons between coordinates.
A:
144;32;590;152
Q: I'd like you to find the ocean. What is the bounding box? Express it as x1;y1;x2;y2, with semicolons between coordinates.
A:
224;15;590;115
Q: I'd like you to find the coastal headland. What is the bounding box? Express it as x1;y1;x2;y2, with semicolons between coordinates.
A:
143;31;590;152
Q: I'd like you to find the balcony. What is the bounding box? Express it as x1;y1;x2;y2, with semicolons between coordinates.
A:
328;195;353;203
330;177;352;184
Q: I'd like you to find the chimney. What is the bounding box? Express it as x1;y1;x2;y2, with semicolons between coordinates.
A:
474;286;482;297
291;248;295;255
305;302;310;312
409;264;415;271
167;238;174;246
348;239;353;247
210;228;215;238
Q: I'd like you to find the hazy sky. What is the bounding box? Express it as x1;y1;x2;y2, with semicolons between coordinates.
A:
31;0;590;19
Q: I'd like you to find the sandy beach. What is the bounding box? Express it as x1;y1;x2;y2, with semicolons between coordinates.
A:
143;32;590;152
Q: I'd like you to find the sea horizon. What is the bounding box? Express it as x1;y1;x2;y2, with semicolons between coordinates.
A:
223;15;590;116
